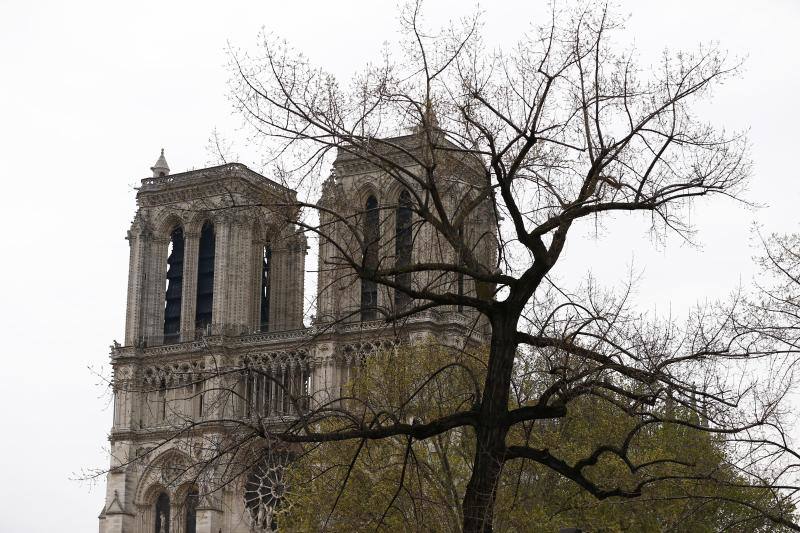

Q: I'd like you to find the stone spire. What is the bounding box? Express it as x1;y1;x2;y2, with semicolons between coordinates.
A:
150;148;170;177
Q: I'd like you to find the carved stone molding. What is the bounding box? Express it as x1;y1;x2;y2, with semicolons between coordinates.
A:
140;360;207;388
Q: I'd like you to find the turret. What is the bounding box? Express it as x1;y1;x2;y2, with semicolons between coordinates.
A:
150;148;170;177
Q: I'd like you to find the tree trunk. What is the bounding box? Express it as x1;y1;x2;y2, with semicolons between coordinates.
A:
462;425;506;532
462;321;516;533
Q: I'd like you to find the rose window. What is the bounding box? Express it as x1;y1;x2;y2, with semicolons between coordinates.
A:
244;450;292;531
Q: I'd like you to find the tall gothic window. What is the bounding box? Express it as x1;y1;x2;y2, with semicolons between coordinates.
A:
394;190;413;309
360;195;379;321
164;227;185;344
260;244;272;331
184;489;199;533
457;227;464;312
154;491;170;533
195;222;215;331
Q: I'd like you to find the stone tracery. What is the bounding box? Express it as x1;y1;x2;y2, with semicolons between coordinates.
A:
243;448;293;532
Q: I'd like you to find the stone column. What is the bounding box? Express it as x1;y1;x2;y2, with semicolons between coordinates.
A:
224;222;240;330
112;365;135;431
268;229;306;331
180;231;200;342
209;217;251;334
287;233;307;328
309;342;342;408
316;215;334;322
287;363;296;415
145;236;169;345
267;241;286;332
211;219;230;333
250;238;265;331
124;230;146;346
98;440;137;533
226;221;254;331
126;231;151;346
270;367;278;416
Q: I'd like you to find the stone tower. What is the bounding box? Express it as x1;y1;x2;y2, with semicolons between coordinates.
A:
99;141;492;532
99;153;307;533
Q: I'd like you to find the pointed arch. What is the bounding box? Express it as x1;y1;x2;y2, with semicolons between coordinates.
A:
154;212;187;241
134;449;194;505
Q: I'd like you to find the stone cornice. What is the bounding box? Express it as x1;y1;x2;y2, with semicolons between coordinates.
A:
140;163;290;194
110;312;485;364
332;134;486;187
137;163;296;208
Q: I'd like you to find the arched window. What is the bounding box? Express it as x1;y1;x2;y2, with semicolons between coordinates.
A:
457;227;464;312
184;489;199;533
260;244;272;331
394;190;413;309
360;195;379;321
154;491;170;533
164;227;184;344
244;451;292;531
195;222;215;331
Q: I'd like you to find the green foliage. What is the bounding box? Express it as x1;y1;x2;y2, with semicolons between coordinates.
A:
278;344;792;532
280;342;479;532
498;396;788;532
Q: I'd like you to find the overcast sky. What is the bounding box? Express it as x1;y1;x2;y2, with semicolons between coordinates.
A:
1;1;799;531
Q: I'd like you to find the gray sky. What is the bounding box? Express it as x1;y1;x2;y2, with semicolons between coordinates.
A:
0;1;798;531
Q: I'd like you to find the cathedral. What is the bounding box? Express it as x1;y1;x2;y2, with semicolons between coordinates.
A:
98;133;493;533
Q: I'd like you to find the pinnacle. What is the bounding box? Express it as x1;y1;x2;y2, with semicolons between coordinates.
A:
151;148;170;176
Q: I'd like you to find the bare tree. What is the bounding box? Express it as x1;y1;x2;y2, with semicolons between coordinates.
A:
96;3;800;532
217;3;800;531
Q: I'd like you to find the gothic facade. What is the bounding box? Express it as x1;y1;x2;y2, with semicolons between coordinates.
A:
98;138;492;533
